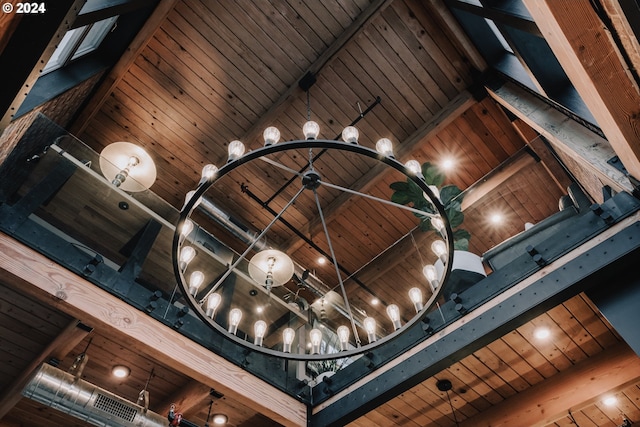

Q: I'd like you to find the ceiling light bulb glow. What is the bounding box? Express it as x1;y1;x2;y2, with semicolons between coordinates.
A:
309;328;322;354
254;320;267;346
263;126;281;145
227;140;245;161
188;270;204;296
363;317;377;343
180;219;194;238
112;365;130;378
422;264;439;291
534;327;550;340
337;325;350;351
282;327;295;353
386;304;402;330
441;158;454;170
341;126;359;143
375;138;394;157
179;246;196;270
603;396;617;406
200;164;218;183
303;121;320;139
205;293;221;318
405;159;421;175
212;414;228;425
431;239;447;263
408;287;423;312
228;308;242;335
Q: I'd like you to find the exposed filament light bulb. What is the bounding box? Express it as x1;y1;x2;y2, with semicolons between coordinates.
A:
431;239;448;264
386;304;402;330
228;308;242;335
303;121;320;139
180;219;194;243
430;217;445;234
363;317;377;343
408;287;423;312
423;264;440;292
200;164;218;184
375;138;394;157
188;270;204;296
183;190;202;210
282;327;295;353
405;160;422;176
205;293;221;318
112;156;140;188
227;140;245;162
337;325;350;351
309;328;322;354
341;126;359;144
254;320;267;346
263;126;281;146
179;246;196;271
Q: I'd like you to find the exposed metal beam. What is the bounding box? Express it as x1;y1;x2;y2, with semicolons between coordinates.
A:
310;211;640;426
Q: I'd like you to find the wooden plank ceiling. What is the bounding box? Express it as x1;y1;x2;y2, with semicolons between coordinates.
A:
1;0;640;426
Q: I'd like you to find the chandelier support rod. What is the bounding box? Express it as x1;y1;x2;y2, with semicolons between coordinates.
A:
241;184;387;307
264;96;381;205
198;184;306;304
312;187;362;346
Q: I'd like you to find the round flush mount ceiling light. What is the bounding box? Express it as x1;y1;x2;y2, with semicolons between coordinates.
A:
111;365;130;378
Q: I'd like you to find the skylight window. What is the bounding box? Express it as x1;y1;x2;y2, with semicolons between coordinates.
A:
42;15;118;75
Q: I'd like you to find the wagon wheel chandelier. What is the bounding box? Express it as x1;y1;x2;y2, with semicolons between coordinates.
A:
172;121;454;362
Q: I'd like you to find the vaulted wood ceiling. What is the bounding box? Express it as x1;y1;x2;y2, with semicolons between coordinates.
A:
1;0;640;426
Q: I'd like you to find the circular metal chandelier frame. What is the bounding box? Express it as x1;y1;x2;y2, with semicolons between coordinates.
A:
172;139;455;361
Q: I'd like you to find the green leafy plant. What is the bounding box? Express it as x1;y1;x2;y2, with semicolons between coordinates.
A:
390;162;471;251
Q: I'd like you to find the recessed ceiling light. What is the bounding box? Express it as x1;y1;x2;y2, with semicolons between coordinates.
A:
317;256;326;265
256;306;264;314
489;213;503;224
603;396;617;406
533;327;550;340
441;158;455;170
112;365;130;378
212;414;228;425
371;297;379;306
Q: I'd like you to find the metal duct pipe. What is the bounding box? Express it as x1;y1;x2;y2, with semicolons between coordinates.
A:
23;363;168;427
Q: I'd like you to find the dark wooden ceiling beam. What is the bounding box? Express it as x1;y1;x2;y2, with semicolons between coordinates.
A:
70;0;180;136
458;343;640;427
0;319;91;419
0;232;307;427
523;0;640;180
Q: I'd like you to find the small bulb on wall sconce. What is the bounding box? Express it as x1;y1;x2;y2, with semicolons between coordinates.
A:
337;325;350;351
282;327;295;353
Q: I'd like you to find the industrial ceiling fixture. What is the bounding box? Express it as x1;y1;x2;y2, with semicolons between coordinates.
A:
99;141;157;192
172;95;455;362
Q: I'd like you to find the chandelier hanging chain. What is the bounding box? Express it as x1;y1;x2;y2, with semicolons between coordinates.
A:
312;186;362;347
197;184;307;304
